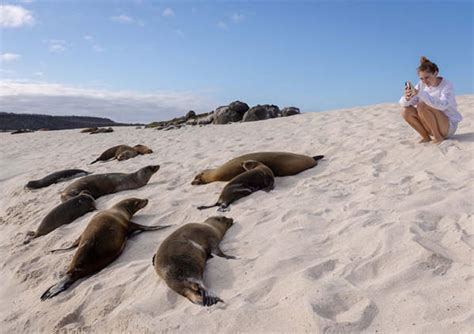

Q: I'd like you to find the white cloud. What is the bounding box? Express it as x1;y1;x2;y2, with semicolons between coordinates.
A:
230;13;244;23
0;5;34;28
110;14;144;26
162;8;175;18
84;35;105;52
0;80;216;123
111;14;134;24
46;40;66;53
33;71;44;76
0;53;21;62
217;21;228;30
93;45;105;52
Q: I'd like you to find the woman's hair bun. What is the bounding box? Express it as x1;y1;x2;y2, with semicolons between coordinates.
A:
418;56;439;74
420;56;431;65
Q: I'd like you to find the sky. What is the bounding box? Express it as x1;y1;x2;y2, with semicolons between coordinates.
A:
1;0;473;123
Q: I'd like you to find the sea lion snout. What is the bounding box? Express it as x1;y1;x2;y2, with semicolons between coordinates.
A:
137;198;149;209
191;172;205;185
147;165;160;173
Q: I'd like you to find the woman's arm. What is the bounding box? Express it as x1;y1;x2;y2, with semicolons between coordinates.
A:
417;82;455;111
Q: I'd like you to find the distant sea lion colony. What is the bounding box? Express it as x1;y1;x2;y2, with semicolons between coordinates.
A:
21;132;324;306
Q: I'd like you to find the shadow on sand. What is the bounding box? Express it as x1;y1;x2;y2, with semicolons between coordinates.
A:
451;132;474;143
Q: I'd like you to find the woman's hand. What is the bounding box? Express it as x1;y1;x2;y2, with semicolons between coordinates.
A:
411;88;418;97
404;87;412;100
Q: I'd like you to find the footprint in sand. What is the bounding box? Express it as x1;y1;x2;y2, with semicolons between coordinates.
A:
304;260;337;280
418;253;453;276
308;279;378;333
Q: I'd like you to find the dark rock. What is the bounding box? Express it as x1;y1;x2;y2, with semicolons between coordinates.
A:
213;101;249;124
186;110;196;120
281;107;300;117
242;104;280;122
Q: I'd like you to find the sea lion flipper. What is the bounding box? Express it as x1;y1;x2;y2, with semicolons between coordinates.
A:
197;203;218;210
200;288;224;307
211;245;236;260
50;236;81;253
40;275;74;301
128;222;171;236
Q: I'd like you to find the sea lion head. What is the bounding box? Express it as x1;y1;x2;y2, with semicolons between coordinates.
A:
76;191;96;210
116;197;149;215
191;170;212;185
133;144;153;154
25;180;40;189
205;216;234;235
139;165;160;175
242;160;263;171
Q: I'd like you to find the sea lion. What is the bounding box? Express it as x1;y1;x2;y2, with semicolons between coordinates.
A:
90;145;135;164
153;216;235;307
26;169;91;189
192;152;324;185
60;165;160;202
90;127;113;134
90;144;152;164
198;160;274;211
11;129;34;135
40;198;170;300
80;127;98;133
23;192;96;244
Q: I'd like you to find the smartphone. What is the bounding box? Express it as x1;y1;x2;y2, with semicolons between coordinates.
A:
405;81;413;90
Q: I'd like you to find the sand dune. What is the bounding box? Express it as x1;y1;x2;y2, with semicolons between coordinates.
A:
0;95;472;333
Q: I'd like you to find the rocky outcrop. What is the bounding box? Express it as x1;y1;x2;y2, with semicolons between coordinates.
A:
242;104;281;122
213;101;249;125
147;101;300;130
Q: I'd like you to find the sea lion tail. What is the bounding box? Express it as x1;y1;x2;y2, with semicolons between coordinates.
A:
90;158;99;165
40;275;74;301
197;203;218;210
312;155;324;161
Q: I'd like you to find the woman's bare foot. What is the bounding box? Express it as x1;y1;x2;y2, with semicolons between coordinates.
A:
418;137;431;143
432;137;444;144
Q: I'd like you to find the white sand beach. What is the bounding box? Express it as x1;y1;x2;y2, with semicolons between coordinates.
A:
0;96;473;333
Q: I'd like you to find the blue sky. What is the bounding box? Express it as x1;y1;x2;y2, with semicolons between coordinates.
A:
1;0;473;122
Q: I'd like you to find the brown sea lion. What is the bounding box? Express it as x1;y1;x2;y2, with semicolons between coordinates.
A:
80;127;98;133
40;198;170;300
89;127;113;134
198;160;274;211
90;144;153;164
24;192;96;244
153;216;235;307
60;165;160;202
26;169;91;189
90;145;136;164
192;152;324;185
